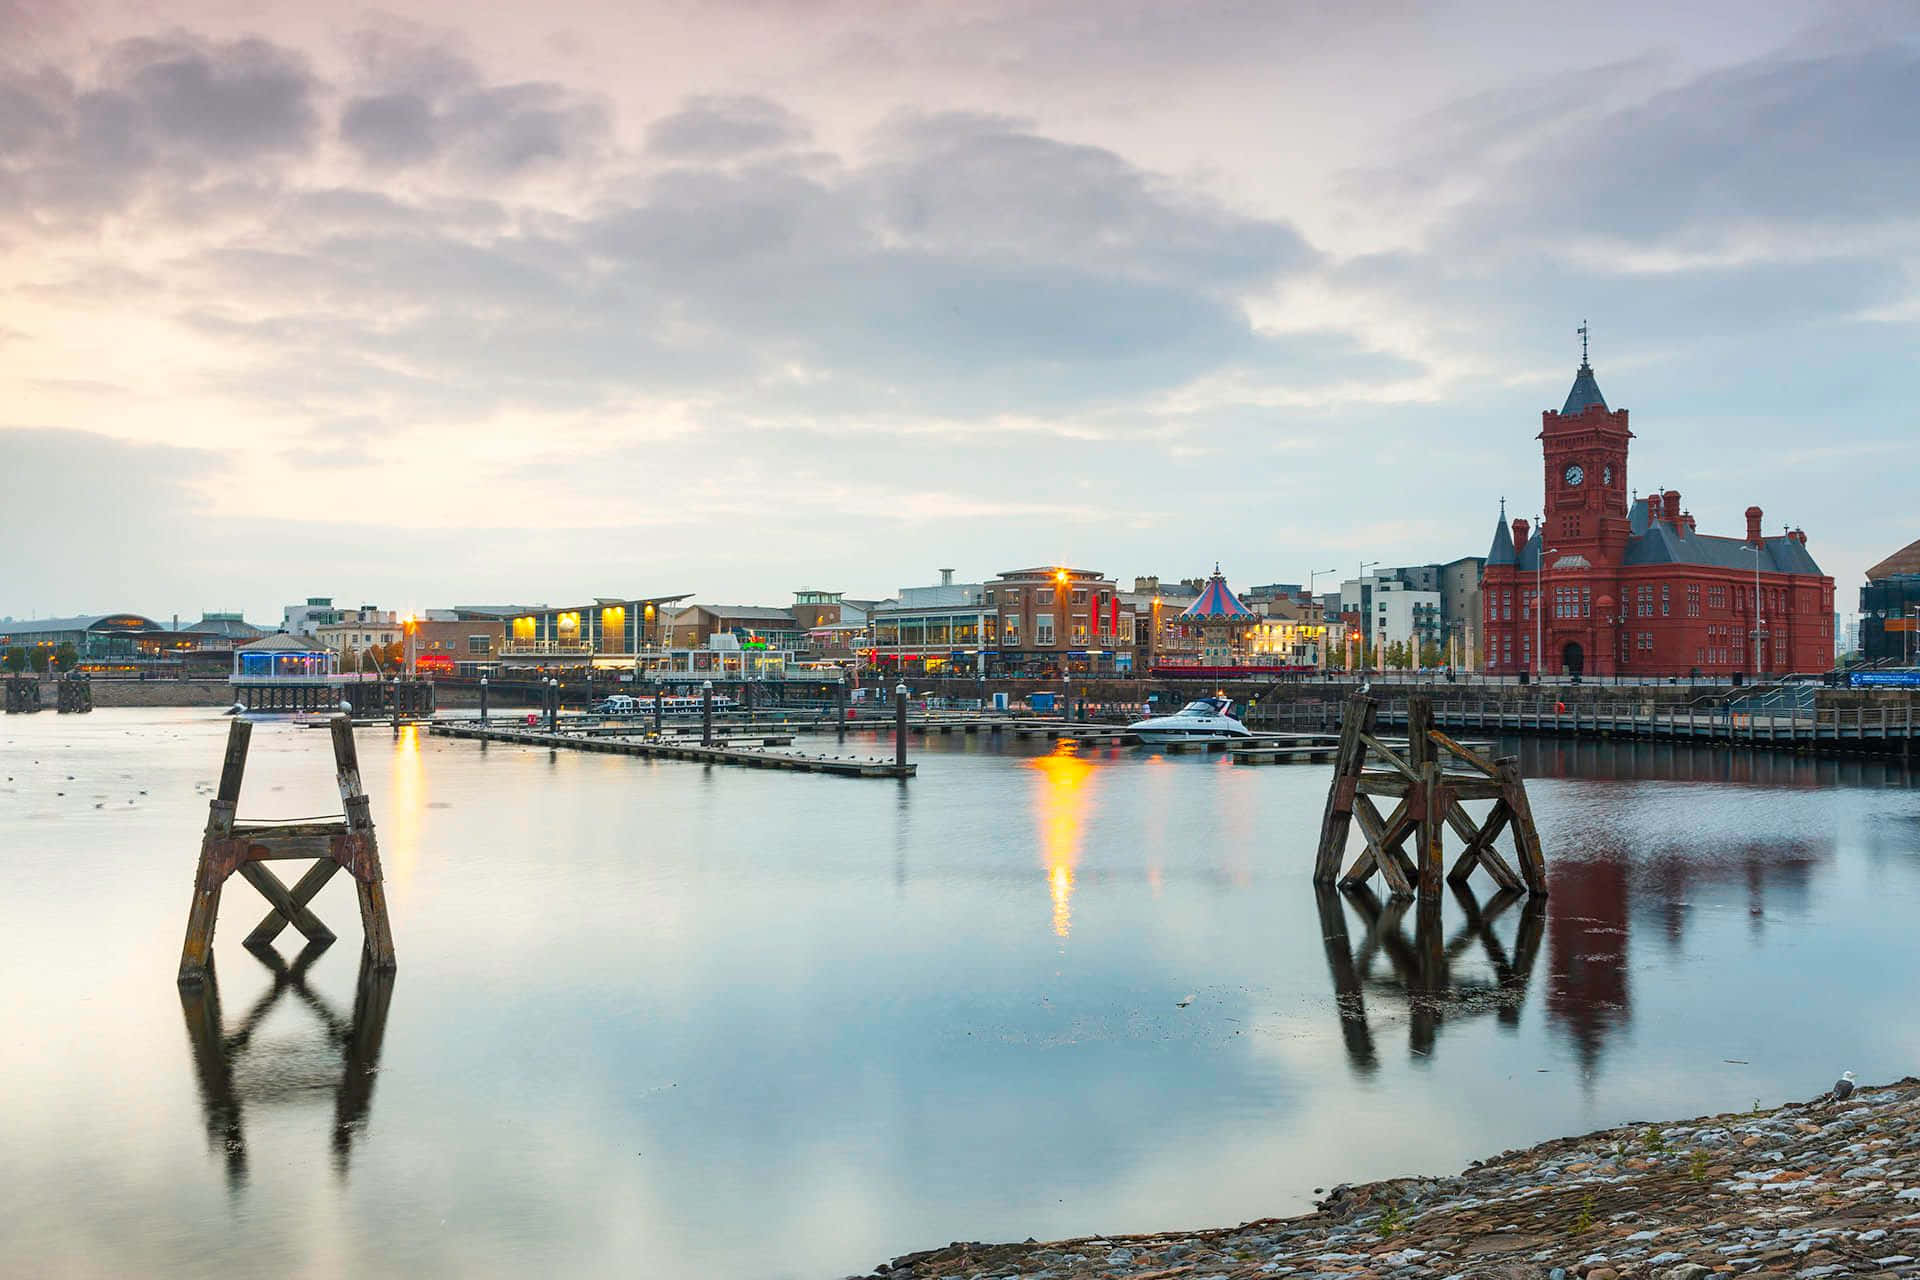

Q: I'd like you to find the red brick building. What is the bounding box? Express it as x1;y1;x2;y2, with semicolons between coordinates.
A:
1481;352;1834;679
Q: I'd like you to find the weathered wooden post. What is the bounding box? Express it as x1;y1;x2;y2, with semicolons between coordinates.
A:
701;679;714;745
479;676;488;726
178;715;395;984
546;678;559;732
652;676;664;737
894;682;910;767
1313;694;1376;883
835;679;848;741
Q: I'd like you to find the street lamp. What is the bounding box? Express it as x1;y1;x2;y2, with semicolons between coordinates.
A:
1356;560;1380;676
1308;566;1337;673
1534;531;1560;680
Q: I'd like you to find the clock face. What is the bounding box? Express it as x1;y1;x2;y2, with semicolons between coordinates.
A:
1603;464;1613;486
1564;463;1585;487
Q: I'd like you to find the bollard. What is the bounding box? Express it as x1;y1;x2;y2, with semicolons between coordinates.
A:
479;676;488;726
894;682;908;769
702;680;713;746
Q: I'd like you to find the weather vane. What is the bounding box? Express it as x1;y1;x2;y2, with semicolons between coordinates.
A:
1578;319;1590;366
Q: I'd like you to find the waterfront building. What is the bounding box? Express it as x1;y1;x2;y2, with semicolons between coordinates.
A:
665;603;803;651
1120;575;1202;668
314;606;401;662
1481;346;1835;678
1370;579;1443;665
281;597;344;637
987;567;1136;676
409;617;507;674
869;572;989;674
0;612;175;673
1860;538;1920;664
495;595;692;668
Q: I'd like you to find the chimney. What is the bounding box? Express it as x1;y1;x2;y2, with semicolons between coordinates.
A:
939;568;954;586
1512;516;1530;551
1745;506;1763;545
1662;490;1681;523
1682;510;1696;533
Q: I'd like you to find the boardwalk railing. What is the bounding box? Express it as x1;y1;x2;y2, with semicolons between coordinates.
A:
1351;697;1917;752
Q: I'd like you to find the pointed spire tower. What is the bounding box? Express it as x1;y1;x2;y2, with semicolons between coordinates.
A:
1486;496;1517;566
1562;320;1608;415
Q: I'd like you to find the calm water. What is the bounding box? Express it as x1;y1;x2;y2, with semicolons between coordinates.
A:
2;709;1917;1278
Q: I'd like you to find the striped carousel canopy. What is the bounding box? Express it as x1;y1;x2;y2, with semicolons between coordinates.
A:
1176;566;1257;622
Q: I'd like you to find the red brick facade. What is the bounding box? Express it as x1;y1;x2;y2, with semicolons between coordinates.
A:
1481;358;1834;678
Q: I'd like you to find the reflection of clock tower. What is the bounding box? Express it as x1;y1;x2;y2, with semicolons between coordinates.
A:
1539;330;1632;562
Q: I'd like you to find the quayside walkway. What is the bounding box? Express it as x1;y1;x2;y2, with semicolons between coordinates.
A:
1361;697;1916;756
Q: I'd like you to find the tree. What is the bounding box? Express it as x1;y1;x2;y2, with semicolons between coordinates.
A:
28;647;52;673
1419;640;1445;670
53;642;78;672
1386;641;1412;670
1;647;25;673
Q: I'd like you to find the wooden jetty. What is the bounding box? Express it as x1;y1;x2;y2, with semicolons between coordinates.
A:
177;716;397;985
56;676;93;713
1314;694;1546;905
431;721;916;778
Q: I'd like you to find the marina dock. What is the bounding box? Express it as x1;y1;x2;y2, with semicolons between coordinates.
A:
430;721;915;778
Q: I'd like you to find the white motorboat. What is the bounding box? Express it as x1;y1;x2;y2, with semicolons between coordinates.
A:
1127;696;1252;744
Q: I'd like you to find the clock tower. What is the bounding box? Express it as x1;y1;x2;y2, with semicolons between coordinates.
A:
1538;327;1632;559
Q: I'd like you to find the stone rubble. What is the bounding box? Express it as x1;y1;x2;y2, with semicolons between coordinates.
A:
856;1079;1920;1280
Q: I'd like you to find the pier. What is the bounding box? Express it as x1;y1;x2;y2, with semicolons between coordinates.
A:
431;720;916;777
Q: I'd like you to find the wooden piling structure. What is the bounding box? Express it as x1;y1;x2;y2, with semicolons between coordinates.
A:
56;676;93;713
1314;694;1547;903
177;715;396;985
5;676;42;714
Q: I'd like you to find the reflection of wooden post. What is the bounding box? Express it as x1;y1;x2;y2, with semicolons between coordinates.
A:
1313;695;1376;882
1314;885;1377;1073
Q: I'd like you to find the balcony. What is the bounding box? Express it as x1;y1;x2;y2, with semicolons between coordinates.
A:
499;640;594;657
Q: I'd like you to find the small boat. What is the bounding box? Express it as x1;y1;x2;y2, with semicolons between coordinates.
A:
1127;696;1252;744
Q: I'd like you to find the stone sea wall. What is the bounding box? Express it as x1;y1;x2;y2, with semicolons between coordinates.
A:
863;1080;1920;1280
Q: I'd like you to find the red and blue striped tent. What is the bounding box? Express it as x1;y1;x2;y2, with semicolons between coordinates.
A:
1176;566;1257;624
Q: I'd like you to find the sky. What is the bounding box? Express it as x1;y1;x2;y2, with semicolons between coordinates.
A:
2;0;1915;624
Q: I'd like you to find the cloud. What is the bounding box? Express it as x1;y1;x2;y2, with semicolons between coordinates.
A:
645;94;811;157
106;34;318;158
340;91;436;167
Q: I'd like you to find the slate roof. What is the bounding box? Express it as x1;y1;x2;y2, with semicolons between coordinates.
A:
1486;505;1517;567
235;632;332;652
1562;361;1608;415
1622;523;1824;574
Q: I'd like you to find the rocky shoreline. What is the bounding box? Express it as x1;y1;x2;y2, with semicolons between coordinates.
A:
859;1079;1920;1280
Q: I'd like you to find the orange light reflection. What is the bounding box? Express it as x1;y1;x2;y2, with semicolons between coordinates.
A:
1030;748;1095;939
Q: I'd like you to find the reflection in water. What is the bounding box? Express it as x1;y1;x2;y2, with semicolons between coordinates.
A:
1316;883;1545;1071
176;941;395;1189
386;723;425;888
1030;749;1096;938
1514;736;1918;790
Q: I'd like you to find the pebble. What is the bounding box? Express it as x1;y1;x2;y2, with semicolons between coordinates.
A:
865;1080;1920;1280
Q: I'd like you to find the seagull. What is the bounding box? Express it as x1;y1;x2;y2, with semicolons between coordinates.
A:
1831;1071;1856;1102
1176;994;1195;1008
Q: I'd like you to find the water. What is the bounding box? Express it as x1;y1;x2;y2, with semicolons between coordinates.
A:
2;709;1916;1277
